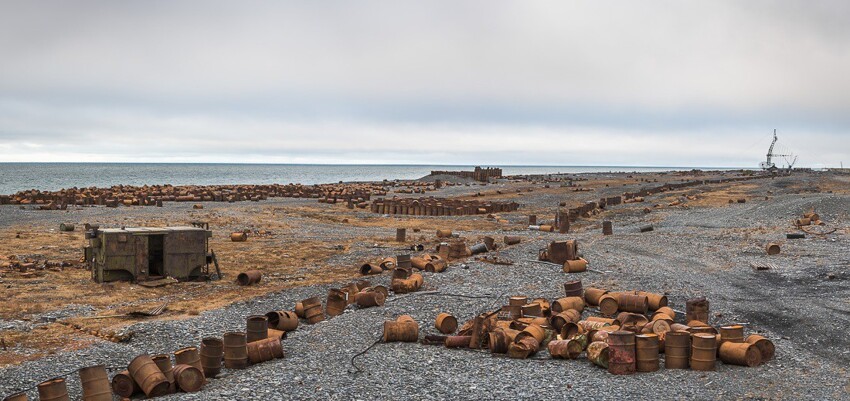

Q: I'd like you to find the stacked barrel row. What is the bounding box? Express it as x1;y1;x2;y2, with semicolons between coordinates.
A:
370;197;519;216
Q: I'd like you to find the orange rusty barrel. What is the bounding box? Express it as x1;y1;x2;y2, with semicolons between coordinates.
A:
354;291;385;307
504;236;521;245
199;337;223;378
344;282;360;304
507;336;540;359
686;297;709;323
128;354;170;397
538;224;555;232
236;270;262;286
635;334;660;372
246;315;269;343
653;306;676;320
111;370;139;398
444;335;472;348
616;312;648;327
325;288;348;316
79;364;112;401
532;298;551;315
151;354;176;394
230;232;247;242
173;364;205;392
650;313;674;323
616;293;649;314
488;328;520;354
383;316;419;342
436;229;452;238
719;342;762;367
636;291;668;310
392;267;412;280
563;280;583;297
584;287;609;306
602;221;613;235
366;285;389;300
745;334;775;361
2;393;27;401
435;313;458;334
766;243;781;255
690;333;717;371
598;295;619;316
641;320;670;335
515;324;546;344
37;378;69;401
563;258;588;273
247;337;285;364
294;302;305;318
396;228;406;242
587;341;609;368
359;263;383;275
302;296;325;324
664;331;691;369
424;259;447;273
223;332;249;369
551;297;585;313
521;303;543;317
719;325;745;345
550;310;580;332
509;296;528;306
266;311;299;332
548;339;582;359
267;328;285;340
607;331;636;375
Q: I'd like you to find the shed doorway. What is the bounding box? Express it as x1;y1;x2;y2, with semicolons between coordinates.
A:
148;234;165;277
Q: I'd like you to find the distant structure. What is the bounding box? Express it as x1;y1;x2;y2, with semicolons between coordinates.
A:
760;129;797;172
429;166;503;182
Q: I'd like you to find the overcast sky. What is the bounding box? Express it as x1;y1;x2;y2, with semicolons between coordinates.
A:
0;1;848;167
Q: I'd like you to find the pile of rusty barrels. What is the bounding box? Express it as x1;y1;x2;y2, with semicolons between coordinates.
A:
360;253;447;276
369;196;519;216
795;211;823;227
405;281;774;375
538;240;588;273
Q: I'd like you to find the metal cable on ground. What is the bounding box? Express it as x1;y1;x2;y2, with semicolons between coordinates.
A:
349;335;383;374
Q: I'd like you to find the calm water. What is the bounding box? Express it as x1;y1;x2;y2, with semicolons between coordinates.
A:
0;163;732;194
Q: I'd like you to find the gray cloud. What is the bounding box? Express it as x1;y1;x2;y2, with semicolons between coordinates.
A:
0;1;848;167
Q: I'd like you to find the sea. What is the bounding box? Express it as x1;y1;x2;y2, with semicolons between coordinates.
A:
0;163;737;195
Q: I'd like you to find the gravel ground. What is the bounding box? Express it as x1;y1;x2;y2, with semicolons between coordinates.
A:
1;172;848;400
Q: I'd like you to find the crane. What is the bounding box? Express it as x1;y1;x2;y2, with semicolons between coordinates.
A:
759;129;797;171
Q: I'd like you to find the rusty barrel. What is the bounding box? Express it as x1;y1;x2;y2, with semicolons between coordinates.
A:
515;324;546;344
359;263;383;275
635;334;660;372
636;291;668;310
325;288;348;316
302;296;325;324
173;364;205;392
111;370;139;398
551;296;585;313
435;313;458;334
436;229;452;238
245;315;269;343
587;341;610;368
690;333;717;371
354;291;385;307
396;254;412;269
266;310;299;332
59;223;75;232
766;243;781;255
151;354;176;394
686;297;710;323
503;236;521;245
379;257;396;270
550;310;580;332
584;287;608;306
236;270;262;286
294;302;305;318
563;280;583;297
79;364;112;401
2;393;27;401
598;295;619;316
445;335;472;348
507;336;540;359
247;337;285;364
563;258;588;273
521;303;542;317
745;334;775;361
509;296;528;306
425;259;447;273
391;267;411;280
128;354;170;397
174;346;204;376
654;306;676;320
616;293;649;314
383;316;419;342
617;312;649;327
664;331;691;369
199;337;224;378
602;221;613;235
607;331;636;375
488;328;520;354
548;339;582;359
230;232;248;242
719;325;745;345
37;378;69;401
719;342;762;367
396;228;406;242
223;332;249;369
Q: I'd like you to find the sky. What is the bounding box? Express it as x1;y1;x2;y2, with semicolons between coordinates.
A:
0;1;848;168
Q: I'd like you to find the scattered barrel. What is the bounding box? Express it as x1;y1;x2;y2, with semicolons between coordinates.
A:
79;365;112;401
598;295;619;316
690;333;717;371
199;337;224;378
617;293;649;314
548;339;582;359
584;287;608;306
395;228;406;242
664;331;690;369
503;236;521;245
636;291;668;310
766;243;781;255
635;334;660;372
236;270;262;286
551;297;585;313
563;280;583;297
719;325;745;346
174;347;204;379
383;315;419;342
719;342;762;367
173;364;205;392
2;393;27;401
223;332;249;369
302;296;325;324
266;311;299;332
444;335;472;348
59;223;75;232
602;221;613;235
436;229;453;238
507;336;540;359
354;291;385;307
424;259;448;273
111;370;139;398
245;315;269;343
488;328;520;354
745;335;775;361
515;324;546;344
686;297;710;324
128;354;170;398
246;337;285;364
325;289;348;317
151;354;176;394
230;232;248;242
587;341;610;368
607;331;636;375
435;313;458;334
654;306;676;320
359;263;383;275
37;378;69;401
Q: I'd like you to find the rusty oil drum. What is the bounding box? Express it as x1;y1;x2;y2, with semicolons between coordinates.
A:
128;354;170;398
223;332;249;369
236;270;262;285
354;291;385;307
444;335;472;348
37;378;70;401
584;287;609;306
383;316;419;342
563;280;583;297
173;364;205;392
111;370;139;398
686;297;710;323
616;293;649;314
690;333;717;371
598;295;619;316
488;328;520;354
551;297;584;313
635;333;660;372
435;313;458;334
587;341;610;368
174;346;204;376
2;393;27;401
745;334;775;361
607;331;636;375
266;310;299;332
664;331;691;369
151;354;176;394
548;339;582;359
200;337;224;378
246;315;269;343
719;342;762;367
79;364;112;401
246;337;285;364
302;296;325;324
